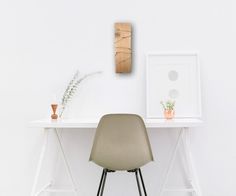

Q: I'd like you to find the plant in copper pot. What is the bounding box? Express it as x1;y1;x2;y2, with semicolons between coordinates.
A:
160;100;175;119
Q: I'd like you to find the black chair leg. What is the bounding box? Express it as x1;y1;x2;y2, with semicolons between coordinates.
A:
135;170;142;196
138;168;147;196
97;169;105;196
97;168;147;196
100;169;108;196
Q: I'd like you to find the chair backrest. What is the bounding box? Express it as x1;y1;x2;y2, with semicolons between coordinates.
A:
89;114;153;171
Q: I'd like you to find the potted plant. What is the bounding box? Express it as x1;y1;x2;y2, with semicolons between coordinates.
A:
160;100;175;119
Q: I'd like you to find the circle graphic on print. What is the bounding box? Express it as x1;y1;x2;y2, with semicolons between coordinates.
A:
169;89;179;99
168;70;178;81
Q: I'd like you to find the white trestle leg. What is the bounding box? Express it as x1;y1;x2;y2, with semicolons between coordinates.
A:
30;128;79;196
182;128;202;196
159;128;202;196
31;129;50;196
54;128;78;196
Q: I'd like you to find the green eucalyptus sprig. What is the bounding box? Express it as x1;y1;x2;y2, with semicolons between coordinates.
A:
59;70;101;118
160;100;175;111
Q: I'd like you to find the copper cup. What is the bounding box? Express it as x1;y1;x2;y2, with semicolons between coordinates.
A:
164;110;175;120
51;104;58;120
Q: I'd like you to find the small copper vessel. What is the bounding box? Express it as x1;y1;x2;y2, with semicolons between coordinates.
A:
164;110;175;120
51;104;58;120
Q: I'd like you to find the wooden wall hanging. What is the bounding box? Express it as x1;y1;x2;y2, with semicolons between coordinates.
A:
115;23;132;73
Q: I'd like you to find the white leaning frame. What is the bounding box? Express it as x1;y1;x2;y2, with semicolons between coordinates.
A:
146;52;202;119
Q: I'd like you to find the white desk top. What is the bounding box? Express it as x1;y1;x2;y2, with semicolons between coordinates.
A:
29;118;203;129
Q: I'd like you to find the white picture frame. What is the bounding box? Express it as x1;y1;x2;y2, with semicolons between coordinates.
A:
146;52;202;119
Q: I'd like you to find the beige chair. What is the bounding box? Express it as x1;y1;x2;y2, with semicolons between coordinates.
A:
90;114;153;196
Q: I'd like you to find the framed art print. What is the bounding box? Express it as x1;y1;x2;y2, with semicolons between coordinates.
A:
146;52;202;119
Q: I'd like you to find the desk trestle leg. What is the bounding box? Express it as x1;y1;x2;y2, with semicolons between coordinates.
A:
30;128;79;196
31;129;49;196
159;128;202;196
54;128;78;195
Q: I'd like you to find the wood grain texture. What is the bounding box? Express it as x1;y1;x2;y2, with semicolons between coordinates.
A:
115;23;132;73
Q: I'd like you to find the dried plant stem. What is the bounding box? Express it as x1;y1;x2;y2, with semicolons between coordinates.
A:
59;71;101;118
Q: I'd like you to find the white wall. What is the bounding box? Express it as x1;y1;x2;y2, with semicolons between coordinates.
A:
0;0;235;195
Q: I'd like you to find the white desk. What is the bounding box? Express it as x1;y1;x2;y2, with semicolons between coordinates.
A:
30;118;203;196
